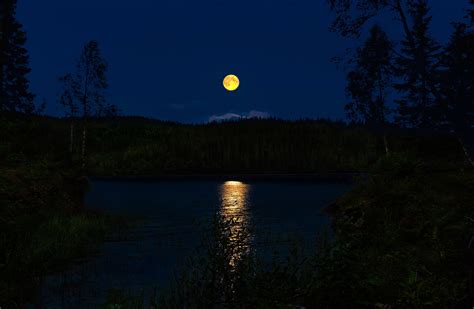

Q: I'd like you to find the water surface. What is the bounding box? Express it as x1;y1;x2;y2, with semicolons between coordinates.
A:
39;179;351;308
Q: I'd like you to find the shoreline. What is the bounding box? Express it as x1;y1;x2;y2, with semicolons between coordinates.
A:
88;172;364;183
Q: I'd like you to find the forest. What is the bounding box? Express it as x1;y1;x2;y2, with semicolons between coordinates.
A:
1;0;474;307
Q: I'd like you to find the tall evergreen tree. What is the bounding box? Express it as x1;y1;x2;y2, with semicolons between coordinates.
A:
394;0;441;127
469;0;474;24
440;24;474;130
437;4;474;166
0;0;35;113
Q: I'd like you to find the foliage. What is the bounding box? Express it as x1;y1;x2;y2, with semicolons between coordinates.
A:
332;0;474;136
72;40;109;118
325;155;474;307
0;0;36;113
0;161;117;306
87;118;383;175
345;25;393;127
439;21;474;134
108;159;474;308
0;113;387;173
154;216;314;308
2;113;466;175
394;0;442;127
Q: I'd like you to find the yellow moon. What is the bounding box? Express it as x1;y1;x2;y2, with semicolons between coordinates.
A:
223;74;240;91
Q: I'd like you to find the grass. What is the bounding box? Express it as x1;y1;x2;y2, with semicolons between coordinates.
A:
100;154;474;308
1;112;472;307
0;212;118;307
0;161;127;307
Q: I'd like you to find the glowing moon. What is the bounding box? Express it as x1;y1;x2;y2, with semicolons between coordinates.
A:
223;74;240;91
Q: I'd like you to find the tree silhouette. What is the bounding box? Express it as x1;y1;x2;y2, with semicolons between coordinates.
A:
58;73;79;161
96;102;120;118
470;0;474;24
0;0;35;113
394;0;441;128
440;25;474;128
345;25;393;152
328;0;444;105
346;25;393;126
74;40;108;169
438;12;474;165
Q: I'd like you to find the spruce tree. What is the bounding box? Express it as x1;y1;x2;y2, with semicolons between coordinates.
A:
469;0;474;24
394;0;441;127
0;0;35;113
438;5;474;166
440;24;474;131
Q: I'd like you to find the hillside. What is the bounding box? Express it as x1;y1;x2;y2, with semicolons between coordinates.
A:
0;113;466;175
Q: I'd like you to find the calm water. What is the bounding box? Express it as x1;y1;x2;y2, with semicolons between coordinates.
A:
37;179;351;308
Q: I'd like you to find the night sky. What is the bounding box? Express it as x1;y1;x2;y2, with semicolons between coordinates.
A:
18;0;468;123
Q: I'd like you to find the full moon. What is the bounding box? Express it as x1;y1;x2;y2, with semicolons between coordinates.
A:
223;74;240;91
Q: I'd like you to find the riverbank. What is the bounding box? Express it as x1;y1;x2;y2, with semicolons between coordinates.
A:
0;163;126;307
148;154;474;308
89;172;362;183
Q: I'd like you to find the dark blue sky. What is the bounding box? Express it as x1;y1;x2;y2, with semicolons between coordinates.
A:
18;0;468;123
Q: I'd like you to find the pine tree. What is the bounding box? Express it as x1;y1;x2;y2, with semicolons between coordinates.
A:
469;0;474;24
394;0;441;128
440;24;474;130
0;0;35;113
438;5;474;166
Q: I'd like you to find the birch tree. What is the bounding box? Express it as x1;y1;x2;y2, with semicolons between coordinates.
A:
74;40;108;169
58;73;79;161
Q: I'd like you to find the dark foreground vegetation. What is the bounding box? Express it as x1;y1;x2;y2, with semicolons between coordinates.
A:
99;154;474;309
0;115;129;306
1;0;474;307
0;161;110;305
1;113;466;175
3;112;473;308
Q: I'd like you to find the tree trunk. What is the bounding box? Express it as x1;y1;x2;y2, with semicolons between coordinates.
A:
457;135;474;167
0;1;9;111
383;134;389;155
70;120;74;158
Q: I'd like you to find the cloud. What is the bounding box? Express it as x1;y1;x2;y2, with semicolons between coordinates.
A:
209;113;242;122
208;110;270;122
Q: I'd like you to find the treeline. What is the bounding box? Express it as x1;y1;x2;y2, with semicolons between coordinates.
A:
2;0;473;174
88;118;381;174
0;113;465;175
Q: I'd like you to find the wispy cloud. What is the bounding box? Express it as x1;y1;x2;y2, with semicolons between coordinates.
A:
208;110;270;122
209;113;242;122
